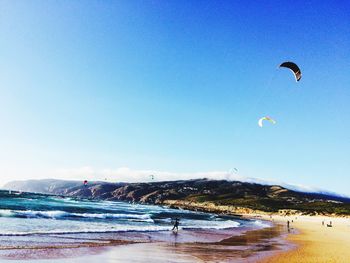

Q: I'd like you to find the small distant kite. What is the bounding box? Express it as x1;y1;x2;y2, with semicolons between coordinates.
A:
229;168;238;174
258;116;276;127
149;175;155;180
279;61;302;82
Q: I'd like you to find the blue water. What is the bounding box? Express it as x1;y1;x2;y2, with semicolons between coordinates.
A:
0;190;266;236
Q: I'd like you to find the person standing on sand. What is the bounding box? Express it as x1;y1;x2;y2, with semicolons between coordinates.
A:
172;218;180;232
287;220;290;231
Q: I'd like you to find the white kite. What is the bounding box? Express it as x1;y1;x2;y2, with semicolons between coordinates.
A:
258;116;276;127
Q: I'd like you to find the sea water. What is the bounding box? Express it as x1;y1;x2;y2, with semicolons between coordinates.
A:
0;190;266;237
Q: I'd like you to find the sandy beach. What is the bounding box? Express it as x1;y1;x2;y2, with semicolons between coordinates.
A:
257;215;350;263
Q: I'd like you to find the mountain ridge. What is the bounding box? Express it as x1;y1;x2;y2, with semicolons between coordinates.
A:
4;178;350;216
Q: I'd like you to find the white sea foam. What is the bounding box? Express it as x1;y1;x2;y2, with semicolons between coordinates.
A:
181;219;240;230
0;210;14;217
253;220;271;228
0;209;153;221
0;219;241;236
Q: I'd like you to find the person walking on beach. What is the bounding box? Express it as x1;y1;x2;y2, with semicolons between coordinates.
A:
287;220;290;231
172;218;180;232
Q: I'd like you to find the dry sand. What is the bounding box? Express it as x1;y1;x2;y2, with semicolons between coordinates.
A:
257;215;350;263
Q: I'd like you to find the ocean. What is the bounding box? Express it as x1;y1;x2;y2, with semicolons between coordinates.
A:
0;190;276;262
0;190;267;236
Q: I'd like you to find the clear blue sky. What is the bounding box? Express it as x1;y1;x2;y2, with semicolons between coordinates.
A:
0;1;349;194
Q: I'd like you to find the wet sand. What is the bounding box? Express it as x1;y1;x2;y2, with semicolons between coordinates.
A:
167;224;291;262
0;224;289;262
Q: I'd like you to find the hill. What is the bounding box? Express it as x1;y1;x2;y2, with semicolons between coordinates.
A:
4;179;350;216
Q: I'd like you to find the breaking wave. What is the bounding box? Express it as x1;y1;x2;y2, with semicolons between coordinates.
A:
0;209;153;221
0;191;262;237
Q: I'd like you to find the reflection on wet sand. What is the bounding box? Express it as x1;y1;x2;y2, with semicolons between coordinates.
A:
0;224;290;262
163;224;289;262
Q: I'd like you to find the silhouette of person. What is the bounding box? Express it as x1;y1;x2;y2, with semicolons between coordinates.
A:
172;218;180;232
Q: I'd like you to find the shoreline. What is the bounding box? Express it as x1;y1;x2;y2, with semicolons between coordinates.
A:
0;219;289;262
159;200;350;262
163;199;350;262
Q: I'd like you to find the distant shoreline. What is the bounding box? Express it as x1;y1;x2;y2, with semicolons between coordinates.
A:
163;199;350;218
